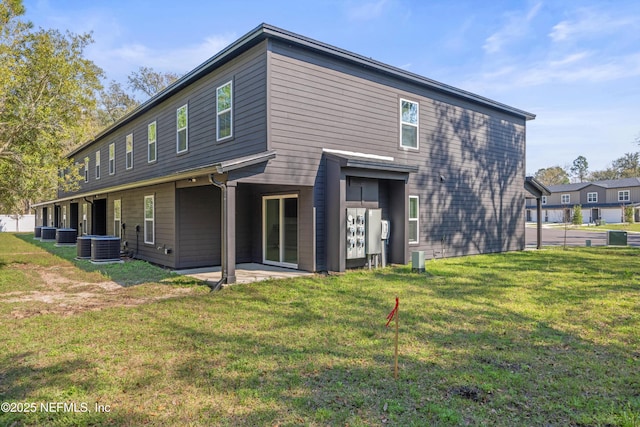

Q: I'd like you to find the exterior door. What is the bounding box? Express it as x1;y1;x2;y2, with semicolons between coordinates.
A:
263;195;298;268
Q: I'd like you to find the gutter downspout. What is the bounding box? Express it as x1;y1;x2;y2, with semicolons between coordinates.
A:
208;174;227;292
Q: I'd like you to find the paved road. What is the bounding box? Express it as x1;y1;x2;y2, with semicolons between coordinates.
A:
525;225;640;248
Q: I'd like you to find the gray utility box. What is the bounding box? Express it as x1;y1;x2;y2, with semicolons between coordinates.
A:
366;208;382;255
607;230;628;246
412;251;425;273
346;208;367;259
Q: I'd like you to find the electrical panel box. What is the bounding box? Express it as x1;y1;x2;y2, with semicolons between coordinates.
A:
346;208;366;259
366;209;382;254
381;220;390;240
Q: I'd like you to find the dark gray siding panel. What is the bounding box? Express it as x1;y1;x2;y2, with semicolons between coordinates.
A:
267;40;527;260
59;41;268;198
176;186;221;269
107;183;176;268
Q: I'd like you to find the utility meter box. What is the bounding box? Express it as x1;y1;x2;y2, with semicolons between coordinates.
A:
346;208;367;259
607;230;628;246
366;209;382;254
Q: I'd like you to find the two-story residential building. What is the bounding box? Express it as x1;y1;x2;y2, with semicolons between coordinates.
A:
526;177;640;224
33;24;535;283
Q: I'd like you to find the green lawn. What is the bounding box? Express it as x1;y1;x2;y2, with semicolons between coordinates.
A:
577;223;640;233
1;233;639;426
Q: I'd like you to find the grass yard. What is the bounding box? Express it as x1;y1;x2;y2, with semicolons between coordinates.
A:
1;233;639;426
577;223;640;233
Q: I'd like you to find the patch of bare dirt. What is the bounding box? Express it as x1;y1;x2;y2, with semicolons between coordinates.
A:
3;265;197;319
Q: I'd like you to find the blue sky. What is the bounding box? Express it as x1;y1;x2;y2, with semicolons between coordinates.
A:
22;0;640;175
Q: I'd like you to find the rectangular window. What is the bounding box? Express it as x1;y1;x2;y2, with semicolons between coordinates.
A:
216;81;233;141
148;121;157;163
561;194;570;204
400;99;419;149
587;192;598;203
114;199;121;238
95;150;101;180
82;203;87;234
62;205;67;228
176;104;188;153
109;143;115;175
126;133;133;170
541;196;547;205
618;190;630;202
84;157;89;183
144;195;154;244
409;195;419;244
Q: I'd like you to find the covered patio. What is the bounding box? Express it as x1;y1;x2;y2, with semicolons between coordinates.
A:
175;262;314;285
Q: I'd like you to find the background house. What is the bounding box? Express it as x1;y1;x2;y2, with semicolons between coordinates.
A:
33;24;535;283
526;177;640;224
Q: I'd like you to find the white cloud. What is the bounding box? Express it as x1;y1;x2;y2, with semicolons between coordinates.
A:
549;9;638;43
347;0;389;21
88;34;236;82
483;2;542;54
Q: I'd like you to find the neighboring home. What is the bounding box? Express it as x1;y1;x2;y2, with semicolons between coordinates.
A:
32;23;535;283
526;177;640;224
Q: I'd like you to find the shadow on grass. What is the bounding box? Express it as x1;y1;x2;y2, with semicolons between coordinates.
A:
13;233;206;288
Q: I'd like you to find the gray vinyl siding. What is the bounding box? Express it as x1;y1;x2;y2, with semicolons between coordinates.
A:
107;183;176;268
175;185;221;269
266;40;526;261
59;41;268;199
606;187;640;204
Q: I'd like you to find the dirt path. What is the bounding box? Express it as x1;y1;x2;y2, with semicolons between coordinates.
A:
2;264;198;319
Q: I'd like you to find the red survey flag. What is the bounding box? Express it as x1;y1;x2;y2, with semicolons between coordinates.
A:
386;297;399;327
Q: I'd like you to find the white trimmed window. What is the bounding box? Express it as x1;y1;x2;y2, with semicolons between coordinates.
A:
84;157;89;183
148;121;157;163
619;190;630;202
400;99;419;149
82;203;87;234
587;192;597;203
561;194;570;204
541;196;547;205
217;81;233;141
95;150;101;180
62;205;67;228
109;143;115;175
114;199;121;238
177;104;188;153
409;195;419;244
144;195;154;244
126;133;133;170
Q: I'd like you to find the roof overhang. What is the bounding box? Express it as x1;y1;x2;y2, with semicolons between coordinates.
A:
525;176;551;199
32;151;276;208
323;149;419;174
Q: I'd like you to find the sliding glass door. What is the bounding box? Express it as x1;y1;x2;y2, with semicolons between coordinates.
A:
263;195;298;268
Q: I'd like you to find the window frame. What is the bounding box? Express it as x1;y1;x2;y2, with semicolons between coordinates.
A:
409;195;419;244
561;194;570;204
176;104;188;153
148;121;157;163
216;81;233;141
144;195;155;245
84;157;89;183
126;133;134;170
400;98;419;150
114;199;121;238
587;192;598;203
95;150;101;180
109;142;115;175
618;190;630;202
82;203;88;234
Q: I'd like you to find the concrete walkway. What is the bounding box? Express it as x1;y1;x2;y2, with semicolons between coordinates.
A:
175;263;313;285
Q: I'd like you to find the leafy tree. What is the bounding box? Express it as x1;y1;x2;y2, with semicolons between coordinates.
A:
624;205;635;223
127;66;180;99
589;167;620;181
570;156;589;182
572;205;583;225
96;80;138;126
534;166;570;186
0;0;102;214
612;152;640;178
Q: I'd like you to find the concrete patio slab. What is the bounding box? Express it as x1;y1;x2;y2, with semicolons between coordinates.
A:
174;263;313;285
